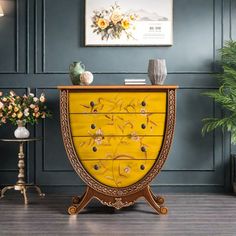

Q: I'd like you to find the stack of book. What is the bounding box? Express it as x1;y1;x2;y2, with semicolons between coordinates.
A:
124;79;146;85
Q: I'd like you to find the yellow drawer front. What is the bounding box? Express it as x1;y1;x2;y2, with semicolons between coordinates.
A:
69;92;167;113
70;113;166;136
72;136;163;160
81;159;156;187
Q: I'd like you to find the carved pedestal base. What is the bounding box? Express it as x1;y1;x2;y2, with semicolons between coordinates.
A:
68;186;168;215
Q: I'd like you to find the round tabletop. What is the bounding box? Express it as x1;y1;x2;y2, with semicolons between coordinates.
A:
0;138;42;142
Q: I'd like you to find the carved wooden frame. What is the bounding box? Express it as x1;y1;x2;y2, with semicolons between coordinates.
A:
59;88;176;197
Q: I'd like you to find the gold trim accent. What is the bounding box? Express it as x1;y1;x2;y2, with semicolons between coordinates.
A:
100;197;135;210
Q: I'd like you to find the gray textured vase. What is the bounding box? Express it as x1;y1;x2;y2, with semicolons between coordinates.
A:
148;59;167;85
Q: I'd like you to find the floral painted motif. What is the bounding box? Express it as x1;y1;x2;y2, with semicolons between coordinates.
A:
91;2;138;41
75;93;165;187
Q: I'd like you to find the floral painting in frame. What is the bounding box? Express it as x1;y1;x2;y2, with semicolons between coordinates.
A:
85;0;173;46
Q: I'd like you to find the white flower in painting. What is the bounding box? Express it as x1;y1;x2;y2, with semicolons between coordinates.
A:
111;10;122;24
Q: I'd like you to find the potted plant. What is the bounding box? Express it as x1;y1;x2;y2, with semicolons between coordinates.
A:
202;40;236;192
0;90;51;138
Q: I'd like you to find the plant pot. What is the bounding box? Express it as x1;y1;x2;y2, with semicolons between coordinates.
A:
14;120;30;139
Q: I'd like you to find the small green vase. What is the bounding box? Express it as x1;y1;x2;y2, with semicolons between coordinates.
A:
69;62;85;85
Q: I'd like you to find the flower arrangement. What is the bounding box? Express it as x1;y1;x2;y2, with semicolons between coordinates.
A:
91;2;138;41
0;90;51;126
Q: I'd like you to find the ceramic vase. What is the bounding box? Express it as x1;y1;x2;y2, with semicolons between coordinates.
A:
14;120;30;139
148;59;167;85
69;61;86;85
80;71;94;85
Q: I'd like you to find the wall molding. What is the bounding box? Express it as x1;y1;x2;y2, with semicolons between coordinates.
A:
34;0;223;75
0;0;29;74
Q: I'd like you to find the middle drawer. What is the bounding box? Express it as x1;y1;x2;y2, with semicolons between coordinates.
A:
72;136;163;160
70;113;166;136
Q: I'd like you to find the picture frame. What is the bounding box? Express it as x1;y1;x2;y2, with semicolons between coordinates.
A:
85;0;173;46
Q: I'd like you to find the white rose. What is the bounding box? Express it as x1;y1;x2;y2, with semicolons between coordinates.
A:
111;10;122;24
39;96;46;103
10;90;15;96
24;108;29;117
33;97;38;102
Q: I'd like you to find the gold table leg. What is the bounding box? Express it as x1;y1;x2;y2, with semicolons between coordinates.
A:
0;186;15;198
0;142;45;204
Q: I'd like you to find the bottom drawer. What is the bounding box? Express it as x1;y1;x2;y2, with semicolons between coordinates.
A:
81;159;156;188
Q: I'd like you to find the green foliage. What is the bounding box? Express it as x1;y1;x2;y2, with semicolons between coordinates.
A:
202;40;236;143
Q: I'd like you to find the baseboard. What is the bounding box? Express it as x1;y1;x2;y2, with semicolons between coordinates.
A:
231;155;236;193
0;185;226;194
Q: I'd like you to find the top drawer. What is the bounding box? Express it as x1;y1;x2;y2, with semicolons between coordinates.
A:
69;91;167;114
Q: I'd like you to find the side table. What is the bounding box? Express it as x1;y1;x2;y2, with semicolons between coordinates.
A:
0;138;45;204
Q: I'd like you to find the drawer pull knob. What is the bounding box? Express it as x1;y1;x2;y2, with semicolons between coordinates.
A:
141;124;146;129
124;167;131;173
141;146;146;152
90;101;95;107
94;164;99;170
141;101;146;106
92;147;97;152
91;124;96;129
140;165;145;170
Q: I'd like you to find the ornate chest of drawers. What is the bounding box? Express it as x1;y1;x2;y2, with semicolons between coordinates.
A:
58;85;178;215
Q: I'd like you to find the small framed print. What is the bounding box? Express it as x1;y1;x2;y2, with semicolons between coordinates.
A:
85;0;173;46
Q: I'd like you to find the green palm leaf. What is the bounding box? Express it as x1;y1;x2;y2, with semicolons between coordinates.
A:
202;40;236;144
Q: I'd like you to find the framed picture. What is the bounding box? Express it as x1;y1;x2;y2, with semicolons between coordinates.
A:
85;0;173;46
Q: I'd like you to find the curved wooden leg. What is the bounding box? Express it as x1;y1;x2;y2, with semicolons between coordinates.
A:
150;191;165;205
143;186;168;215
155;196;165;205
72;196;81;204
68;187;94;215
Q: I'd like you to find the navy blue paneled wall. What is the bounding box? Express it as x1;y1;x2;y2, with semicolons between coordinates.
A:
0;0;235;193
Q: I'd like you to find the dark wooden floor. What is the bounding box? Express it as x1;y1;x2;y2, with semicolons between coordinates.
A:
0;192;236;235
